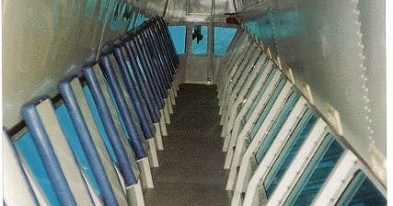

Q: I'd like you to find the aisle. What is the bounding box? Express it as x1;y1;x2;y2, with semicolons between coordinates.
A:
144;84;231;206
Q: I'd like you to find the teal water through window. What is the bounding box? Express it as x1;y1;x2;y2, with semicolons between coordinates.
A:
337;170;386;206
244;10;304;42
191;25;208;55
213;27;237;56
254;91;300;164
247;78;286;141
168;26;186;54
236;59;269;115
15;132;60;205
240;68;276;129
264;109;317;196
284;135;344;206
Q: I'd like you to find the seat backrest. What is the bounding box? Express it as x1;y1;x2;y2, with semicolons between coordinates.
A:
21;98;94;205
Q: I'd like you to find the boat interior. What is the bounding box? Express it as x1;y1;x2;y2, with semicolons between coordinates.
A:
2;0;388;205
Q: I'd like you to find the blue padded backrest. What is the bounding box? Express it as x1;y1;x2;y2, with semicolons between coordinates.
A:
99;55;147;159
15;131;60;205
122;44;160;122
112;49;154;140
59;80;123;206
55;103;101;195
83;85;119;163
125;39;165;106
21;102;77;206
83;66;138;186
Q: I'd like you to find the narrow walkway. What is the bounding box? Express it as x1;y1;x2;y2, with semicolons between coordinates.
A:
145;84;231;206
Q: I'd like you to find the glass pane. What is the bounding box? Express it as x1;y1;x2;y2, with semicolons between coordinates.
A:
191;25;208;55
240;68;276;129
55;104;101;194
247;78;286;141
337;170;386;206
15;132;60;205
128;12;137;30
264;109;317;196
134;13;148;27
284;135;344;206
244;10;303;42
168;26;186;54
214;27;237;56
236;59;269;114
254;91;300;163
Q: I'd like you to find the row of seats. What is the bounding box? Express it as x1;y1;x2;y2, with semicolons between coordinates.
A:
217;31;386;206
4;16;179;206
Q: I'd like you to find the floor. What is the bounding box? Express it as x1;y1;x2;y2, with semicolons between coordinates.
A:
144;84;232;206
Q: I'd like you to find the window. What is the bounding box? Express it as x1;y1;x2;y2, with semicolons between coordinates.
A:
284;135;344;206
248;78;286;141
191;25;208;55
241;68;276;129
15;132;60;205
168;26;186;55
214;27;237;56
337;170;386;206
134;13;148;27
254;91;300;163
264;110;317;196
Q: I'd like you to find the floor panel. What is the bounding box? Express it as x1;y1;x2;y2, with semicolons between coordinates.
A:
144;84;232;206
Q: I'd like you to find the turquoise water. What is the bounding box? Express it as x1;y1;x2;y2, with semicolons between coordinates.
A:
168;26;187;54
168;25;237;56
214;27;237;56
191;25;208;55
